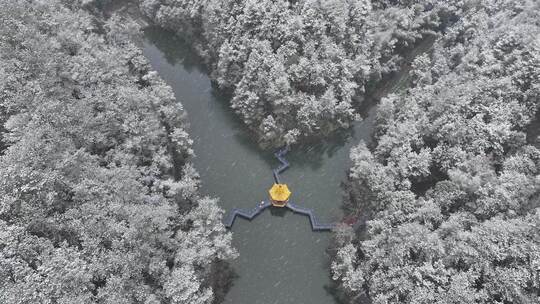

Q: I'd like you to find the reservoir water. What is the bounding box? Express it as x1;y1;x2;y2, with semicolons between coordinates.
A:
142;27;377;304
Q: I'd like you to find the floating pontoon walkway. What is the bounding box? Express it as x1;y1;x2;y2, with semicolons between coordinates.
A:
223;200;335;231
224;146;336;231
272;147;290;184
223;201;271;228
286;202;336;231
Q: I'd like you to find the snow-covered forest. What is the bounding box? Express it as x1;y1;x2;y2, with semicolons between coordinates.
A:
137;1;540;300
139;0;464;147
0;1;235;302
1;0;539;303
332;1;540;303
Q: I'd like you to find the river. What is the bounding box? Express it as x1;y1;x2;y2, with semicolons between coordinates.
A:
141;27;377;304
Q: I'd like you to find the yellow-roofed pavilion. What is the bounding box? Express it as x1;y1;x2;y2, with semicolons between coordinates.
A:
269;183;291;207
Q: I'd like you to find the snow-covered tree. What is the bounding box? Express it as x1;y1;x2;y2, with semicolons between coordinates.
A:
138;0;455;146
0;1;235;302
333;1;540;303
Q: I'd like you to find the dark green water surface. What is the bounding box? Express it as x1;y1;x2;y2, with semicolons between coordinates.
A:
142;27;376;304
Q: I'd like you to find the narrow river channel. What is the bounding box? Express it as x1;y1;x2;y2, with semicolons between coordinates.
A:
142;27;377;304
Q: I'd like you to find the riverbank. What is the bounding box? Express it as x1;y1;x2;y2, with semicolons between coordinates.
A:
109;3;435;304
135;0;460;148
141;26;369;303
139;25;434;303
81;2;539;304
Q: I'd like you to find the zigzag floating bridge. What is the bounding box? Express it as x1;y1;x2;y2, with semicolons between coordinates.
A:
223;146;336;231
